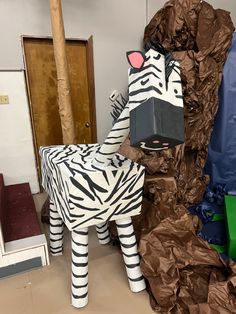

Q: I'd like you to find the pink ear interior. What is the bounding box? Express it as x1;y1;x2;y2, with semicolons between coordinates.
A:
127;51;145;69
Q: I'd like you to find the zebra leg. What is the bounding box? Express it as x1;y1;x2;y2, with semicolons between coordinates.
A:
49;200;64;255
71;229;89;308
96;222;110;245
115;217;146;293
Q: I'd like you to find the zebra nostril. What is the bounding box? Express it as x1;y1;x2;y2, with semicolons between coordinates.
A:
153;140;160;144
163;143;169;146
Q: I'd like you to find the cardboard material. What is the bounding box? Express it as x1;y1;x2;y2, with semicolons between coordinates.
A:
128;48;185;150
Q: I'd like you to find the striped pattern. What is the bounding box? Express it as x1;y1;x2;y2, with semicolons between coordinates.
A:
116;218;146;292
71;228;89;308
96;222;110;245
49;201;64;256
92;104;130;169
40;144;145;230
128;48;183;112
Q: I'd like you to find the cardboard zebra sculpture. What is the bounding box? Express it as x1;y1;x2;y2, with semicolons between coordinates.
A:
40;46;184;308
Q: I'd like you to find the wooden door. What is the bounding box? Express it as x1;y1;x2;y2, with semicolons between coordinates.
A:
22;36;97;183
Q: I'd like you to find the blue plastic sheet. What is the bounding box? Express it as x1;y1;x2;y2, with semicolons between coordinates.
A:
190;34;236;247
205;33;236;194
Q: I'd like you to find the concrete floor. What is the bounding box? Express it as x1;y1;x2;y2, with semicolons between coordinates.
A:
0;193;154;314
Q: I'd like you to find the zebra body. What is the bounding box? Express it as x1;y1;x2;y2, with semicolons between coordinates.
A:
40;144;145;230
40;46;185;308
40;143;145;308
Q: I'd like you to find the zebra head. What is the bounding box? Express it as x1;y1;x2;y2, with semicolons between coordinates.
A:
127;47;185;151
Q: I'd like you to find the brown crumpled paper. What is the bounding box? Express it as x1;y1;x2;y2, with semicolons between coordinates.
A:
117;0;236;313
140;212;236;313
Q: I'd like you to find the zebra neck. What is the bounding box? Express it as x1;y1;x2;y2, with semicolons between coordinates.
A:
92;104;130;169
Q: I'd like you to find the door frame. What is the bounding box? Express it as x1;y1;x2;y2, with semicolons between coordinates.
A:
21;35;97;189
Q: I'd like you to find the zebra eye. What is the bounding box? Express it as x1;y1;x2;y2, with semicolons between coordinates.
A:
174;89;178;94
141;78;149;86
154;54;161;60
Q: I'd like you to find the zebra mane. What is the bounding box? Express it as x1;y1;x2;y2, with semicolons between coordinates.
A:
144;40;178;82
111;94;128;125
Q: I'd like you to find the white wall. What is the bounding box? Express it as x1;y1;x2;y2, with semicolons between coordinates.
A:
0;71;39;193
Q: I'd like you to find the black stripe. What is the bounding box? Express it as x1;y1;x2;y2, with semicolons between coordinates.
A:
72;261;88;267
110;126;129;132
128;71;160;88
128;275;144;282
69;193;84;201
129;99;146;104
72;208;110;229
50;231;64;236
102;171;110;185
116;116;129;123
129;85;162;97
103;141;123;145
72;272;88;278
141;63;162;73
49;215;62;221
50;237;63;242
94;157;105;164
72;282;88;289
120;242;137;249
72;238;88;247
123;187;143;200
96;228;108;235
106;135;123;139
96;151;114;155
98;234;110;241
96;223;107;230
116;222;132;228
50;222;63;228
125;263;140;269
72;292;88;299
123;252;139;258
72;250;88;258
70;176;95;201
118;232;135;239
116;201;142;216
105;171;124;202
50;247;63;253
73;230;88;236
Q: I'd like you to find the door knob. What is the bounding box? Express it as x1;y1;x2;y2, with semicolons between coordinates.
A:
85;122;90;128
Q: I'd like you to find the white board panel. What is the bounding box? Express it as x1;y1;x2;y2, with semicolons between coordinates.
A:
0;70;39;193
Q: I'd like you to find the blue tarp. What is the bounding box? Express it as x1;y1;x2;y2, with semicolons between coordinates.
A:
190;33;236;249
205;33;236;194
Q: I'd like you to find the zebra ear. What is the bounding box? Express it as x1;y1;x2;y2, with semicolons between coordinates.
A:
126;51;145;69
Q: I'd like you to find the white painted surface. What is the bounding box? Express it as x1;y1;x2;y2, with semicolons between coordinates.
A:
147;0;236;25
0;71;39;193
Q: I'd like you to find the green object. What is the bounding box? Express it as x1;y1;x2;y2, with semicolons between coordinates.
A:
224;195;236;258
212;213;225;222
210;243;226;254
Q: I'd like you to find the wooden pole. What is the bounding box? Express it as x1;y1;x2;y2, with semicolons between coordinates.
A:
49;0;76;144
